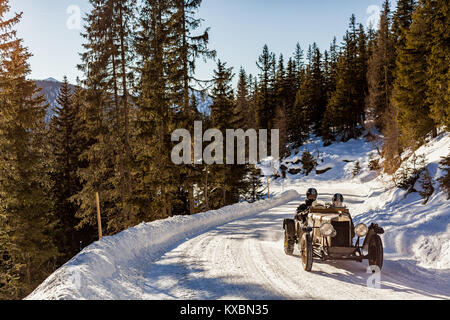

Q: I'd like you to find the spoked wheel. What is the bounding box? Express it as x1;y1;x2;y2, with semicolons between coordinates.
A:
300;233;313;272
368;234;383;271
284;231;294;255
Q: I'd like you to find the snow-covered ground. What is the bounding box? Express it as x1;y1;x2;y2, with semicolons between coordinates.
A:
27;133;450;300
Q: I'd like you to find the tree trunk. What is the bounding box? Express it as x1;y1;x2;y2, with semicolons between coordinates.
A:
189;187;195;215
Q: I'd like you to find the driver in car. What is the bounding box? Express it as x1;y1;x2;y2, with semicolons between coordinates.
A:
294;188;318;223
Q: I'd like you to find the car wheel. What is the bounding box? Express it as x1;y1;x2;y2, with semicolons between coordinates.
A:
300;233;313;272
284;231;294;255
368;234;383;270
284;219;296;255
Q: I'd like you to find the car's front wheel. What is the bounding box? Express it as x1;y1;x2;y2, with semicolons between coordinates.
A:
300;233;313;272
368;234;383;270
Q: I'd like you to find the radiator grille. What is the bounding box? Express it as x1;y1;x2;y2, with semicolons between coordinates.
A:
331;221;351;247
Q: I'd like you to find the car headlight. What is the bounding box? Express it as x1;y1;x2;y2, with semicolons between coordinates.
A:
355;223;369;237
320;223;335;237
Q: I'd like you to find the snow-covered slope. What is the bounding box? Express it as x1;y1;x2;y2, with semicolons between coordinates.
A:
269;132;450;271
27;133;450;300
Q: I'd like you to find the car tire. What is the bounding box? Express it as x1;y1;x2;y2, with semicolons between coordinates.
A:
284;219;296;255
284;231;294;255
300;233;313;272
368;234;383;271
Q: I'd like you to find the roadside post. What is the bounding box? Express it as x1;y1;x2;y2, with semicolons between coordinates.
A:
96;192;103;240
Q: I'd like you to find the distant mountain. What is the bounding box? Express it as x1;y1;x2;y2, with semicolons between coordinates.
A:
34;78;212;122
191;90;212;116
34;78;73;122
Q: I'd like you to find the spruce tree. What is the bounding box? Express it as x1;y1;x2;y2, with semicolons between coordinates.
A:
255;45;275;130
321;38;339;144
392;0;436;148
48;78;93;261
382;0;416;172
0;0;57;298
325;15;368;140
167;0;216;215
293;42;305;87
75;0;137;233
274;54;288;157
425;0;449;129
392;0;416;49
367;0;396;130
310;45;327;135
133;0;176;219
209;60;234;206
235;67;252;130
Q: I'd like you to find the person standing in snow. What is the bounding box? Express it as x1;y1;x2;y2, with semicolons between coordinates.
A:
294;188;318;223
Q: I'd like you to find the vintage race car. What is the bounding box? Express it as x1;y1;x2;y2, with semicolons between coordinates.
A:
283;204;384;272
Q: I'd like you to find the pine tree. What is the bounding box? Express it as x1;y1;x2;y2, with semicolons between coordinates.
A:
48;78;94;262
325;15;368;141
273;54;289;157
321;38;339;144
392;0;416;49
75;0;137;234
255;45;275;130
356;23;369;127
242;166;264;203
210;60;234;130
367;0;396;130
437;155;450;199
246;73;258;130
0;0;57;298
133;0;175;220
382;0;416;173
293;42;305;87
310;45;327;135
209;60;235;206
167;0;216;215
425;0;449;129
392;0;436;149
235;67;252;130
285;57;300;146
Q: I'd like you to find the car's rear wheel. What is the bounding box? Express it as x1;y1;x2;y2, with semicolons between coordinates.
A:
300;233;313;272
284;231;294;255
368;234;383;270
284;219;296;255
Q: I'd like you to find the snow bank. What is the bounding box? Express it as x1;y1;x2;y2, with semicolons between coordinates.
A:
26;190;299;300
356;133;450;271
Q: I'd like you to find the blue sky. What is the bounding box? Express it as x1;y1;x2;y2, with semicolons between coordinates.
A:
10;0;395;86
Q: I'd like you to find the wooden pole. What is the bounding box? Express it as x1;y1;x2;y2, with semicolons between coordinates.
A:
96;192;103;240
267;176;270;199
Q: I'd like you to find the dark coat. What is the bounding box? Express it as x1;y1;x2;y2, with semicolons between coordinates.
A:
295;199;314;222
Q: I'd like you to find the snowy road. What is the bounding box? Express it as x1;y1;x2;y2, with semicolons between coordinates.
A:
27;135;450;300
139;183;449;300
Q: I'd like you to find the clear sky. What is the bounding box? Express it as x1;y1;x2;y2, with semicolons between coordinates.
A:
10;0;395;86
